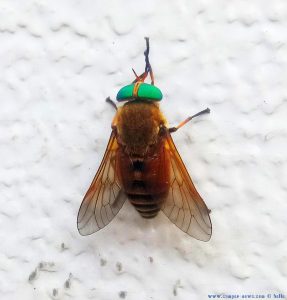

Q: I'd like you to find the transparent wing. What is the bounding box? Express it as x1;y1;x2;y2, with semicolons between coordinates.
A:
161;132;212;241
77;132;126;235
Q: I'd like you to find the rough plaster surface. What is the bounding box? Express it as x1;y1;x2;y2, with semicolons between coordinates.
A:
1;1;287;299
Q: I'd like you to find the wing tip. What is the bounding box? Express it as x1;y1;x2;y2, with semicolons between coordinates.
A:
77;225;101;236
198;233;212;242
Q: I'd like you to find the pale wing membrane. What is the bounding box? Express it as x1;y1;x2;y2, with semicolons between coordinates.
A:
77;132;126;235
161;133;212;241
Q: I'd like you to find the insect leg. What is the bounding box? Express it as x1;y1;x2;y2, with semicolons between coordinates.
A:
132;71;148;83
106;97;118;111
169;108;210;133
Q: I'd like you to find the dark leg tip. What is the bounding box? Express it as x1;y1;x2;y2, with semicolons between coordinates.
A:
169;127;177;133
106;97;117;110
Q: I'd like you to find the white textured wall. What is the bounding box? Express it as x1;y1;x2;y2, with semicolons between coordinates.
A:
1;1;287;299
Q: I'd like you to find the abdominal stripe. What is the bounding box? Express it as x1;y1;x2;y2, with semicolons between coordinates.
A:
127;159;161;218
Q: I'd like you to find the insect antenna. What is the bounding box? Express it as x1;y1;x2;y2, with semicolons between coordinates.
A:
132;37;155;85
132;68;140;80
144;37;154;83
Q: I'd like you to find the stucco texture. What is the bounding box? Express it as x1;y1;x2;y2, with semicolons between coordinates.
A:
0;1;286;299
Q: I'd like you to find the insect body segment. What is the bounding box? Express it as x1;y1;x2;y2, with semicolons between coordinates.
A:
116;146;168;219
115;101;169;218
77;38;212;241
116;83;163;102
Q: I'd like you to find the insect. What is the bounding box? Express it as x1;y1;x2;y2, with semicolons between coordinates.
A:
77;38;212;241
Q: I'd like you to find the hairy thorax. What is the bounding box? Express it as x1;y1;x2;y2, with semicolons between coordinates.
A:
115;101;167;156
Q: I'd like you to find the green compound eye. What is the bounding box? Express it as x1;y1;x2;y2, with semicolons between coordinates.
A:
116;83;163;102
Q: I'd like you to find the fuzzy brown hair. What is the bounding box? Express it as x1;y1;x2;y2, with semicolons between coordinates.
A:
116;101;167;154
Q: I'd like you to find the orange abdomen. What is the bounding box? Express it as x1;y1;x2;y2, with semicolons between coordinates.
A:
116;142;170;218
